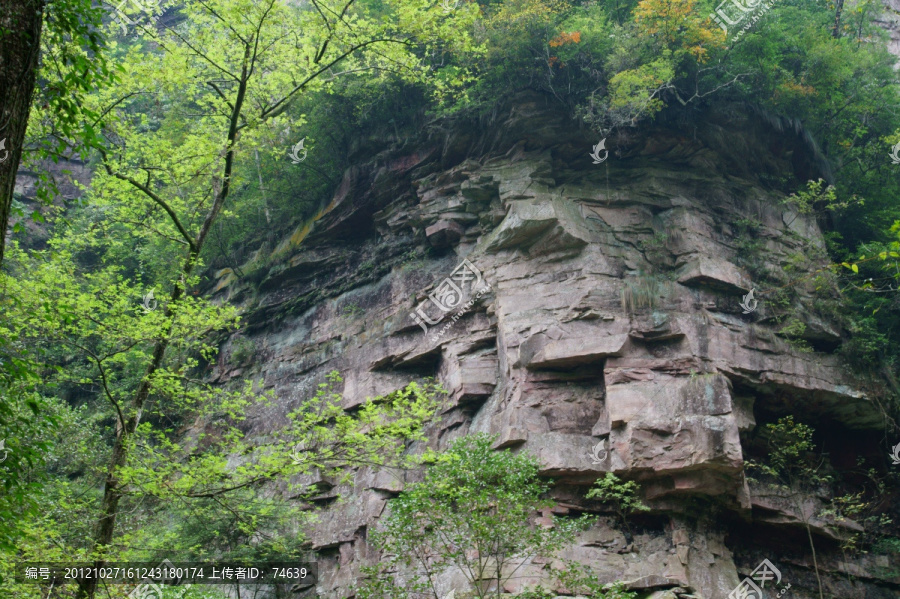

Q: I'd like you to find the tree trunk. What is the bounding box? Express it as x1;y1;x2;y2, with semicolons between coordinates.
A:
795;495;825;599
805;519;825;599
0;0;45;266
832;0;844;38
78;270;185;599
78;46;251;598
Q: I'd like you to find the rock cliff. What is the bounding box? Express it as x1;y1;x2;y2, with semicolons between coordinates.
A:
209;92;897;599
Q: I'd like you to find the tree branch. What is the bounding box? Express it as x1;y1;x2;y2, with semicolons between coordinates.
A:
97;148;199;253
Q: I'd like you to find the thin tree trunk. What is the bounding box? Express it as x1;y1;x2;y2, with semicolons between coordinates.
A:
74;5;388;594
0;0;45;266
804;520;825;599
78;41;253;599
78;264;186;599
795;492;825;599
495;555;503;599
832;0;844;38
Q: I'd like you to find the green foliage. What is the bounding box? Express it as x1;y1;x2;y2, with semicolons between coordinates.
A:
358;434;595;599
1;3;478;593
502;561;639;599
342;303;364;318
747;417;824;484
0;368;443;596
229;337;256;366
514;587;558;599
782;180;864;234
746;416;829;599
553;562;639;599
817;457;895;556
0;383;59;553
733;218;763;234
840;317;888;367
607;56;675;124
2;242;243;427
620;272;673;314
39;0;116;143
585;473;649;535
637;231;668;252
115;371;443;516
784;179;838;214
822;491;892;553
444;0;566;116
870;536;900;578
398;248;424;270
778;317;813;353
0;360;110;588
586;473;649;514
11;0;120;223
732;217;769;278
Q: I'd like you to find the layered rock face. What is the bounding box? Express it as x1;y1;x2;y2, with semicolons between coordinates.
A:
212;93;896;599
877;0;900;62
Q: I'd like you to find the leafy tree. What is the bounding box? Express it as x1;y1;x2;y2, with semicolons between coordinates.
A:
358;434;595;599
585;472;649;540
0;0;44;265
633;0;723;61
2;1;477;596
1;211;442;596
0;368;59;554
0;0;116;561
0;0;116;265
2;0;471;592
782;179;863;226
746;417;830;599
0;274;444;599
